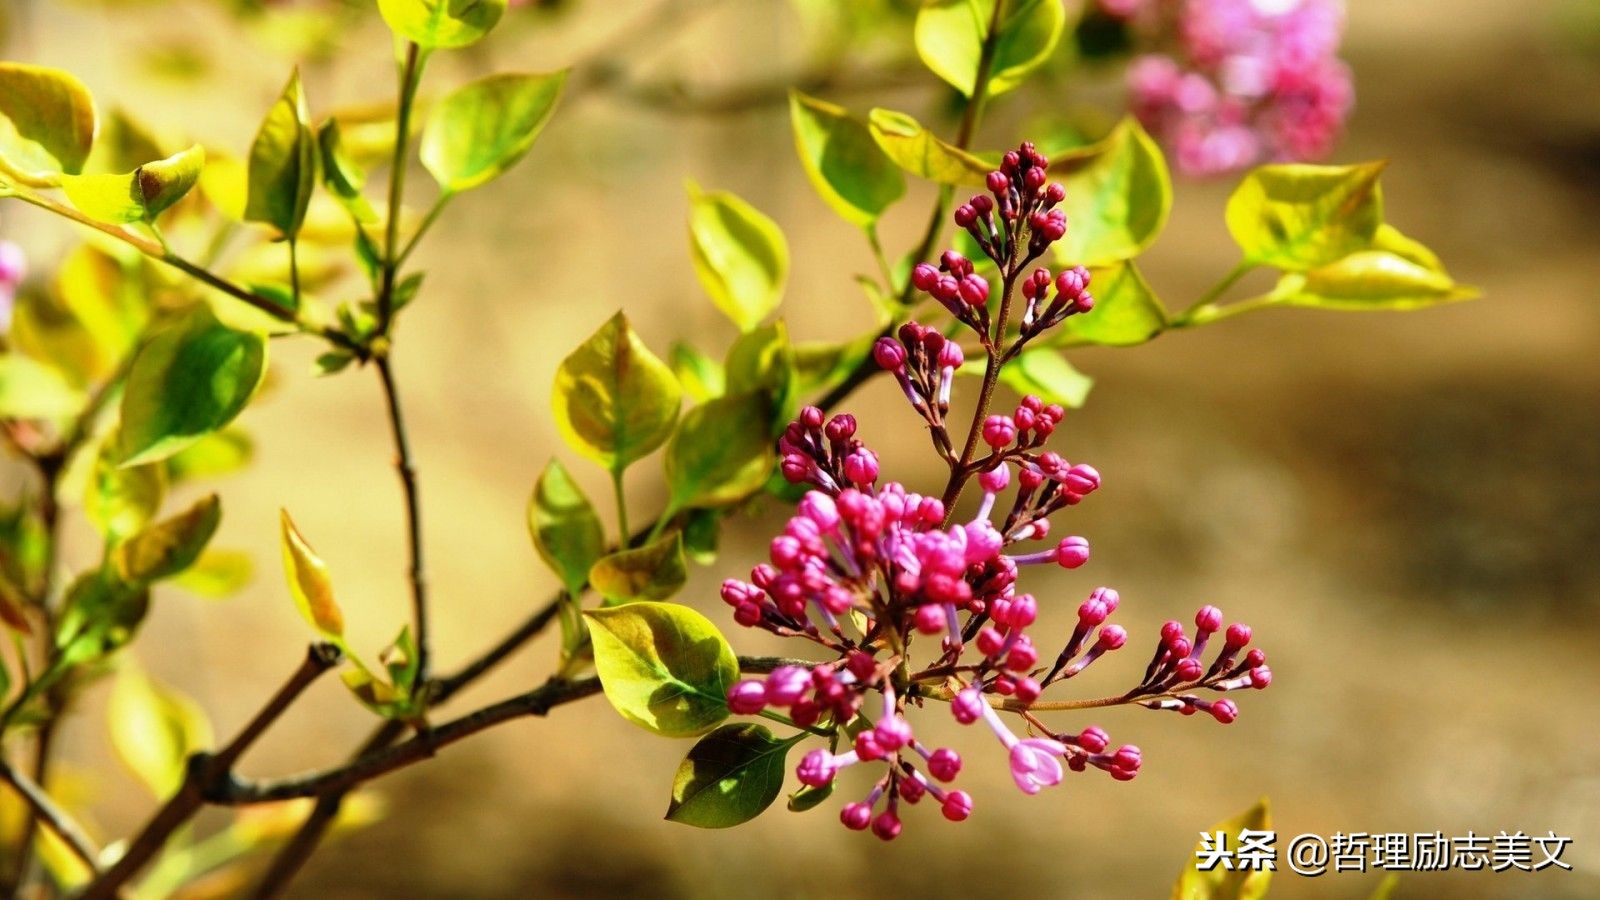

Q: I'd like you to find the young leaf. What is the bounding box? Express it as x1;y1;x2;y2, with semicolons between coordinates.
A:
108;664;214;797
1277;250;1478;311
682;508;721;565
117;304;267;466
85;452;166;541
529;458;606;598
0;62;97;184
724;321;796;422
421;70;567;194
0;354;85;418
171;548;253;599
1172;798;1273;900
165;428;254;481
867;107;990;185
1051;118;1170;266
54;567;150;662
787;781;834;813
583;600;737;737
670;342;725;403
1057;261;1168;346
246;70;318;240
378;0;506;49
665;392;776;511
114;493;221;584
915;0;1065;98
1373;223;1442;271
666;723;799;828
788;91;905;228
317;121;376;223
551;312;681;471
687;183;789;332
998;350;1093;409
1225;161;1386;271
62;144;206;224
589;533;688;604
279;509;344;640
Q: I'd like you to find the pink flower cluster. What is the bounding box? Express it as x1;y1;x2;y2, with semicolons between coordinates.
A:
0;238;25;334
1105;0;1353;176
717;140;1273;839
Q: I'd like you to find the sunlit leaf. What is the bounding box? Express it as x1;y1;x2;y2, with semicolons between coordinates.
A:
665;392;776;511
317;120;376;223
584;600;737;736
421;70;566;193
1058;260;1168;346
378;0;506;49
670;342;724;403
0;354;85;418
788;91;904;228
998;349;1092;408
666;723;798;828
108;663;213;797
279;509;343;640
62;144;205;224
1051;118;1170;266
117;304;266;466
246;69;318;239
165;428;254;481
589;533;688;604
85;451;166;541
170;548;253;599
529;458;605;598
724;321;796;424
1172;798;1273;900
915;0;1065;98
0;62;97;184
867;107;990;185
1276;251;1478;311
687;182;788;332
1225;162;1385;271
114;493;220;583
551;312;681;472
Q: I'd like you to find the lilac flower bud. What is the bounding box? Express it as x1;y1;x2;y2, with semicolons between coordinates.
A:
1063;463;1100;495
981;415;1017;448
1078;598;1109;626
800;405;825;428
727;680;768;715
941;790;973;822
911;262;940;291
872;810;902;841
825;414;857;442
1078;726;1109;754
780;453;810;483
1195;605;1223;632
1175;657;1203;682
954;204;977;227
1055;265;1090;299
986;170;1010;194
1097;623;1127;650
1249;665;1273;689
937;341;965;370
875;715;913;751
952;687;985;724
1013;676;1042;704
854;730;887;761
914;603;945;635
1055;535;1091;568
1160;620;1186;646
958;273;990;306
733;603;762;627
975;626;1005;657
765;666;811;706
797;749;838;787
872;338;907;373
840;802;873;831
843;448;879;486
1245;648;1267;668
940;250;971;275
928;747;962;781
1210;699;1239;724
978;465;1010;493
798;492;839;531
1088;586;1120;613
1044;181;1066;204
971;194;993;215
1225;623;1253;648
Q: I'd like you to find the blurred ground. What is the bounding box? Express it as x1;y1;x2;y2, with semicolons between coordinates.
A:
6;0;1600;897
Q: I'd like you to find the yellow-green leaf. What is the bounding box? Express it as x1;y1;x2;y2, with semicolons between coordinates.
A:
0;62;97;184
589;533;688;604
0;354;85;418
667;723;798;829
117;304;267;466
670;342;725;403
279;509;343;639
171;548;253;599
1225;161;1385;271
529;458;605;598
108;664;214;797
551;312;681;472
584;600;736;736
85;451;166;542
788;91;904;228
246;69;318;239
114;493;221;584
1051;118;1171;266
421;70;567;194
317;120;376;223
1277;250;1478;311
378;0;506;49
687;183;789;332
665;392;776;510
867;107;990;185
915;0;1065;98
998;349;1092;408
62;144;206;224
1058;260;1168;346
1172;798;1273;900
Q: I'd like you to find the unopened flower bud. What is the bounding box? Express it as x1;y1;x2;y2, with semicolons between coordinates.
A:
982;415;1017;448
1210;699;1239;724
928;747;962;781
727;680;768;715
1097;623;1128;650
1056;535;1091;568
942;790;973;822
872;810;902;841
1195;605;1223;633
873;337;907;371
841;802;872;830
1225;623;1253;648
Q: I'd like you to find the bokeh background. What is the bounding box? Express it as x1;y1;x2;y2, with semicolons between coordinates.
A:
3;0;1599;897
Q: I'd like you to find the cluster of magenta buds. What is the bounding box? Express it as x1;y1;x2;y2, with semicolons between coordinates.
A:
715;140;1273;839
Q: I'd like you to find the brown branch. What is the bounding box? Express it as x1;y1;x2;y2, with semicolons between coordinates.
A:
0;758;102;877
373;355;431;684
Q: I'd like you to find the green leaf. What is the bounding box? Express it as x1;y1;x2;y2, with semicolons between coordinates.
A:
170;548;253;599
788;91;904;228
867;107;990;185
165;429;253;481
666;723;798;828
665;393;776;511
589;533;688;604
0;62;97;184
1051;118;1170;266
1276;250;1477;311
117;304;267;467
113;493;221;584
317;121;376;224
915;0;1065;98
0;354;85;418
552;312;681;472
583;600;736;737
85;452;166;542
421;70;567;194
687;183;789;332
724;321;796;422
1058;261;1168;346
1369;874;1401;900
529;458;606;598
794;334;874;398
1172;798;1273;900
670;342;725;403
279;509;344;640
999;349;1092;408
1225;161;1385;271
108;664;213;797
378;0;506;49
246;69;318;239
62;144;206;224
1373;223;1442;271
682;508;721;565
787;781;834;813
53;566;149;661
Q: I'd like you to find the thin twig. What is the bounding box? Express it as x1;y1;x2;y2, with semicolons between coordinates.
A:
373;355;430;685
81;644;342;899
0;758;102;876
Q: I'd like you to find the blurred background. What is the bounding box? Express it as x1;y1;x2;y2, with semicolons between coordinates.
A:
3;0;1599;896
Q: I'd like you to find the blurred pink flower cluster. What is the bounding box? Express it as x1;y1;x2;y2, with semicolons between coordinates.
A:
1102;0;1354;176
